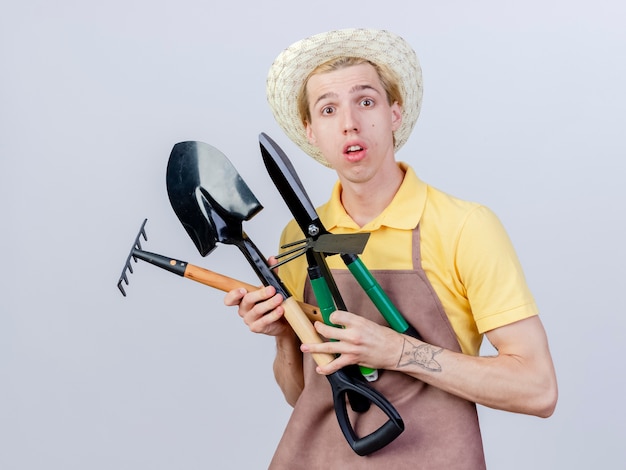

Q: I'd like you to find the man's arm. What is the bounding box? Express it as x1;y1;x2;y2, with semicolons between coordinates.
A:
394;315;557;416
304;313;558;417
224;286;305;406
273;331;305;407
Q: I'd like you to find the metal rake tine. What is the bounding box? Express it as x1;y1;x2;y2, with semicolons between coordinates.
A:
274;236;320;269
272;248;309;269
117;257;135;297
280;237;310;249
117;254;136;296
117;218;149;296
135;219;148;249
117;276;128;296
276;242;310;260
273;237;314;269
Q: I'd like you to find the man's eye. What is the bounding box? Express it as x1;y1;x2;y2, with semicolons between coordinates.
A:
322;106;335;115
361;98;374;107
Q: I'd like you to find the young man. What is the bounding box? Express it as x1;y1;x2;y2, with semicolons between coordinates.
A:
225;29;557;468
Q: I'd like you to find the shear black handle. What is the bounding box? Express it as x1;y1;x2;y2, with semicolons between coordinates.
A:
329;369;404;456
279;288;400;451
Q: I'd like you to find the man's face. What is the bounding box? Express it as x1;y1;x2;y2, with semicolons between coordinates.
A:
305;63;402;184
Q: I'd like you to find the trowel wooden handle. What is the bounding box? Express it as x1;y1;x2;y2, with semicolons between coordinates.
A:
184;264;322;323
280;296;335;367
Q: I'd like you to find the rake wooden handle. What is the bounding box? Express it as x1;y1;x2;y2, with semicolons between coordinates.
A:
184;264;322;324
126;249;331;364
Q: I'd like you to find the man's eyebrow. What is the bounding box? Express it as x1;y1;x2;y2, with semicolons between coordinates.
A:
313;84;380;107
313;92;338;107
350;84;379;94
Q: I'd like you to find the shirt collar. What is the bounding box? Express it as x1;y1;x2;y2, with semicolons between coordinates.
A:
320;162;426;231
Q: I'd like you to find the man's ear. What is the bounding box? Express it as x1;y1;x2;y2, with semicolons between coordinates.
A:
391;103;403;132
306;122;317;145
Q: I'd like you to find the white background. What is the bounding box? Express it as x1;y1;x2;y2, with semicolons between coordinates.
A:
2;1;625;468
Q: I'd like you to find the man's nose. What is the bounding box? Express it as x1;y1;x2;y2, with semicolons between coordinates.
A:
342;107;360;134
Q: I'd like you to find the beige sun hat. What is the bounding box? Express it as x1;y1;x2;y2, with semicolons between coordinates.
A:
266;28;423;167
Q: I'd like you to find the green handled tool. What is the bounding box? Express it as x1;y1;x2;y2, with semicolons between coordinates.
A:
340;254;421;339
260;132;422;343
308;266;379;382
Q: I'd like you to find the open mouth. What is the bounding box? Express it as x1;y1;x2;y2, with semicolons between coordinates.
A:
344;144;366;162
346;145;363;154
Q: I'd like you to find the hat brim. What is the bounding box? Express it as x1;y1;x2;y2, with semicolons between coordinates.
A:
266;28;423;167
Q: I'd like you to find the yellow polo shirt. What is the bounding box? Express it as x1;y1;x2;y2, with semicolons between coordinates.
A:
278;163;538;355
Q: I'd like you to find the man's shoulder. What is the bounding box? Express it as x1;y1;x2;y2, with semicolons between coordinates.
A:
425;183;481;210
424;184;487;222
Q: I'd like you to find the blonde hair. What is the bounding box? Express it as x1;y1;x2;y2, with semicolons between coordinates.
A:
297;57;404;126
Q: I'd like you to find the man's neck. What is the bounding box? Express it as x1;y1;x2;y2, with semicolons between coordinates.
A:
339;163;405;227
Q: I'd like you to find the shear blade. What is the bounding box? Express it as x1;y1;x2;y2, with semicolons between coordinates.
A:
312;233;370;254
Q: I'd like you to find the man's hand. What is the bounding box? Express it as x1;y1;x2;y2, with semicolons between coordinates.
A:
301;310;404;374
224;285;291;338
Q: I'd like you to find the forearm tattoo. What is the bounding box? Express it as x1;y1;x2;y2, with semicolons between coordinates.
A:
397;338;443;372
